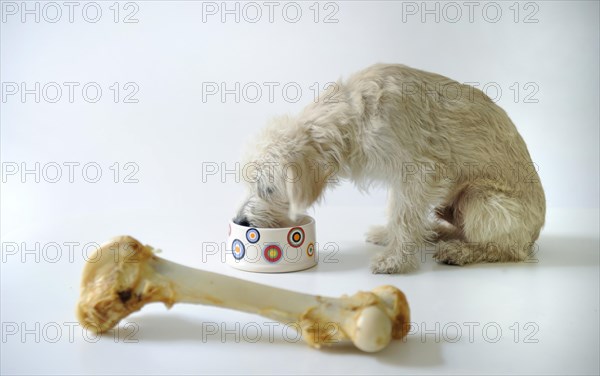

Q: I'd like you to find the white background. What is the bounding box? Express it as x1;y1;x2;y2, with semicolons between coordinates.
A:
1;1;599;375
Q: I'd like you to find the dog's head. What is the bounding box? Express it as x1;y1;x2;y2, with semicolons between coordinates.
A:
233;116;334;228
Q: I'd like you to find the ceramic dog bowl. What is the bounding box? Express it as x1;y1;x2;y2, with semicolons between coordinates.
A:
226;215;317;273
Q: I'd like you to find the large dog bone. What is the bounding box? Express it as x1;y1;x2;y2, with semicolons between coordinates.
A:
77;236;410;352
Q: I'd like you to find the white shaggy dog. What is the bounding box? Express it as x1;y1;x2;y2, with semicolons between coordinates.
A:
234;64;545;274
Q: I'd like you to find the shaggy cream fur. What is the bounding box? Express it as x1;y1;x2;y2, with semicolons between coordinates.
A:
234;64;545;274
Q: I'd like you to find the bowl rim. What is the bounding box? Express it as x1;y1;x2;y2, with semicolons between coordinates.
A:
229;215;315;233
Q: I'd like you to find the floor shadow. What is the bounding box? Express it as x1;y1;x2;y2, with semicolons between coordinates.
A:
119;314;306;348
267;241;381;274
426;234;599;273
110;314;444;365
378;336;444;367
319;336;444;367
110;314;211;342
530;234;599;268
308;234;599;274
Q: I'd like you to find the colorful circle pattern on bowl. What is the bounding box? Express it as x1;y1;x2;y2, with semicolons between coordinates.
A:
246;228;260;243
231;239;245;260
306;242;315;257
287;227;305;247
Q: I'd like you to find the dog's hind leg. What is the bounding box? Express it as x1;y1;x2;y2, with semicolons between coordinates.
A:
433;180;539;266
430;221;463;242
427;205;464;242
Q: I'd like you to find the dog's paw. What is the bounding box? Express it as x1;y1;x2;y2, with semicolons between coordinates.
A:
424;232;442;243
426;224;462;243
365;225;389;246
433;240;469;266
370;250;418;274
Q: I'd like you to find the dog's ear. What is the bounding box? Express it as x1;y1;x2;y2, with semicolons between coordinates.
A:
285;155;327;221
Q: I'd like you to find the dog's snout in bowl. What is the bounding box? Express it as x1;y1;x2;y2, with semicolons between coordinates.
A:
233;215;251;227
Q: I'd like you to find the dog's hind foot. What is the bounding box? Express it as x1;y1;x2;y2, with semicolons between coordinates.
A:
432;240;472;266
426;223;463;243
433;240;523;266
